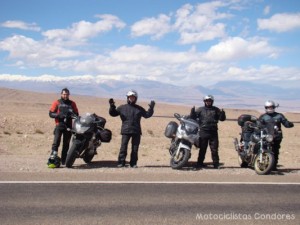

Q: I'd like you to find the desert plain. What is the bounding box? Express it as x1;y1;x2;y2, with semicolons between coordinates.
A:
0;87;299;182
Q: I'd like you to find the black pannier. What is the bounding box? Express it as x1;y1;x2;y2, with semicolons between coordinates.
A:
99;128;112;142
164;121;178;138
237;114;257;127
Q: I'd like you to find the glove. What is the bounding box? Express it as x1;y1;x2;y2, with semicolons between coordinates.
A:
191;106;195;114
57;112;66;119
289;122;294;128
149;100;155;109
109;98;115;106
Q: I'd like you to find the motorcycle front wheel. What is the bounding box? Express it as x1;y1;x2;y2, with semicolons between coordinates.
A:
170;148;191;170
254;152;274;175
65;140;81;168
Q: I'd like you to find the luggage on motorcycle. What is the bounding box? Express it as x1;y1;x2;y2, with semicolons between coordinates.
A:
99;128;112;142
237;114;257;127
95;115;106;128
164;121;178;138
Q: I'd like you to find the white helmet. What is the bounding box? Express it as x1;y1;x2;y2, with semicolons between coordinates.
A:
264;100;276;114
126;90;138;104
126;90;138;98
203;94;214;107
203;94;214;101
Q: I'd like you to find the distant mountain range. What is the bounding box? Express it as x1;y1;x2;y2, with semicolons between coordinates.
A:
0;78;299;112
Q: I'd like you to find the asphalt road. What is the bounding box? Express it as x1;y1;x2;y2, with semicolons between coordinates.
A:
0;183;299;225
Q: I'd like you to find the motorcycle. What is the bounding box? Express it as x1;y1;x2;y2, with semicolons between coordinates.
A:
65;112;112;168
233;114;275;175
164;113;200;169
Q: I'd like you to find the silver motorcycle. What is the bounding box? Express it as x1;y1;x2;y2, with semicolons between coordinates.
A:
165;113;200;169
65;112;111;168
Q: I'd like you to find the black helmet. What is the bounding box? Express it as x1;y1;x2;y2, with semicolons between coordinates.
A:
47;155;61;168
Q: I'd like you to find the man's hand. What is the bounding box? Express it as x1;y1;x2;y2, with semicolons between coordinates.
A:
109;98;115;106
57;112;66;119
149;100;155;109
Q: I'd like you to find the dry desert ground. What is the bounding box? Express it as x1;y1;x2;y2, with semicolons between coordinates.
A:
0;87;299;181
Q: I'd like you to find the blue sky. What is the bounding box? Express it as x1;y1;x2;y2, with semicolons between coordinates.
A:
1;0;300;88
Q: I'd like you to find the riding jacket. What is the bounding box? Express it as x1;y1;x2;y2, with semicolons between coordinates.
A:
258;112;294;140
49;98;79;127
190;106;226;132
109;103;154;135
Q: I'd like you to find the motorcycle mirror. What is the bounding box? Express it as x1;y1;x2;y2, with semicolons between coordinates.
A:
174;113;180;119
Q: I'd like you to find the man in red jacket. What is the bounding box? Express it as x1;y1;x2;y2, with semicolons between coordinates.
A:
48;88;79;168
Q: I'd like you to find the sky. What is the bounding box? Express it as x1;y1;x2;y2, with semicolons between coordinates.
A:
0;0;300;88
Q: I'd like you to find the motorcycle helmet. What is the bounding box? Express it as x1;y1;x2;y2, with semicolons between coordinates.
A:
203;94;214;107
264;100;276;114
47;155;61;168
126;90;138;104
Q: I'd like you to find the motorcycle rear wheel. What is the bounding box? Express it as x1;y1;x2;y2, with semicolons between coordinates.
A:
83;149;95;163
65;140;81;168
254;152;274;175
170;148;191;170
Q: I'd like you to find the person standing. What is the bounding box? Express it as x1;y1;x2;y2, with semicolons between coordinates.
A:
258;100;294;171
109;90;155;168
190;95;226;169
48;88;79;168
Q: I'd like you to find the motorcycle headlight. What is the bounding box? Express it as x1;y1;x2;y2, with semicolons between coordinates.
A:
251;134;260;143
265;134;273;142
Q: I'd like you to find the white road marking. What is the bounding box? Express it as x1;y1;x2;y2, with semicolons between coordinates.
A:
0;181;300;185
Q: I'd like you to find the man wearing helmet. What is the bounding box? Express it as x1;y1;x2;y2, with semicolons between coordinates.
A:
259;100;294;171
190;94;226;169
109;90;155;168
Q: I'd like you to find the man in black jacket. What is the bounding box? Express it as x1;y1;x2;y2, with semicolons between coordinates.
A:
109;90;155;168
190;95;226;169
259;100;294;171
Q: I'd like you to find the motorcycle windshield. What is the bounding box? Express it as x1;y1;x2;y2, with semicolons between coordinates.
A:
263;121;275;136
73;113;96;134
183;119;199;134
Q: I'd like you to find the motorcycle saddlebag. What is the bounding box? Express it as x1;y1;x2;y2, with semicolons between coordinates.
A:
164;121;178;138
99;128;112;142
237;114;257;127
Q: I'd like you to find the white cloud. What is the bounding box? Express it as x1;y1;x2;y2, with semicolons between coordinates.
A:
257;13;300;32
174;2;232;44
1;20;41;31
42;14;126;41
131;14;172;40
0;35;81;67
226;65;300;82
205;37;278;61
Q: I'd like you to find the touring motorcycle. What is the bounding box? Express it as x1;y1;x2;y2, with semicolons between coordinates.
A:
65;112;112;168
164;113;200;169
233;114;275;175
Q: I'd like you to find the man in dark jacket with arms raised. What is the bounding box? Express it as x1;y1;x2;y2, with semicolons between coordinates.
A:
190;95;226;169
109;90;155;168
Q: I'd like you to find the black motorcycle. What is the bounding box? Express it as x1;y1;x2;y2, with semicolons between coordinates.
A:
233;114;275;175
65;112;112;168
165;113;200;169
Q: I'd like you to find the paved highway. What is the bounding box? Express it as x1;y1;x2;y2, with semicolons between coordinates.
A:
0;182;299;225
